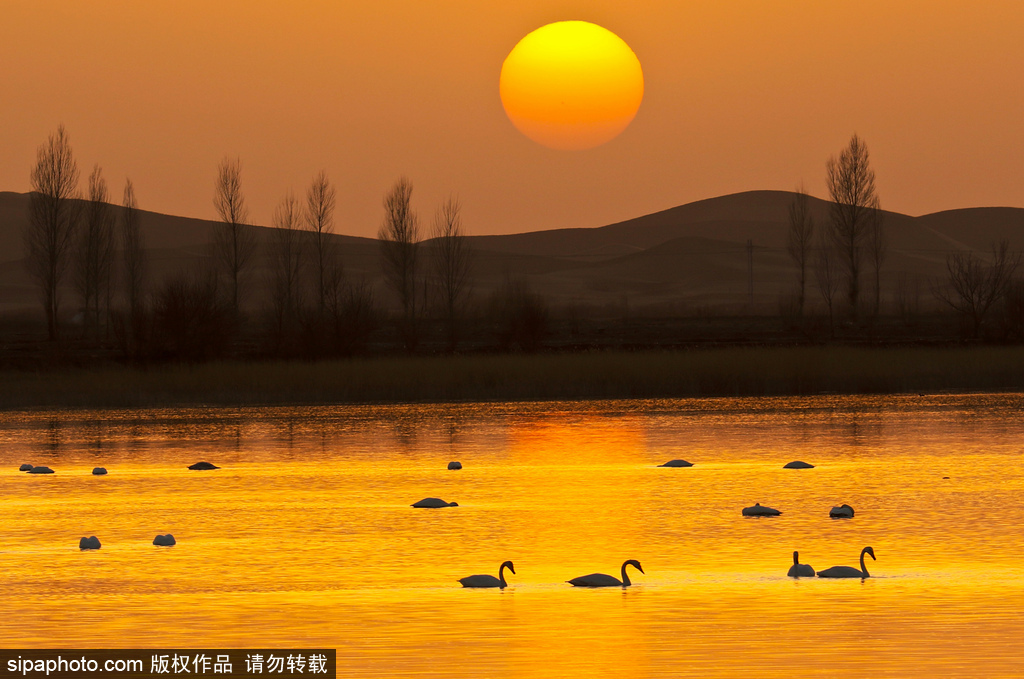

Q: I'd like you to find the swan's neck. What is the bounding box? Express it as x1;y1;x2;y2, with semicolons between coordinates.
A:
860;550;870;578
793;552;799;566
621;562;631;586
498;563;508;588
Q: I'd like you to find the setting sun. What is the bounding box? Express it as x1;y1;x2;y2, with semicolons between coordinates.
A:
499;21;644;150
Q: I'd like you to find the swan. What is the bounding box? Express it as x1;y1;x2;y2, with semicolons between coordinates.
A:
568;559;644;587
188;461;219;470
28;466;55;474
658;459;693;467
742;502;782;516
447;461;463;470
92;467;108;476
411;497;459;508
787;551;815;577
153;534;176;546
19;464;33;472
829;504;854;518
817;546;876;578
79;536;101;550
783;460;814;469
459;560;515;588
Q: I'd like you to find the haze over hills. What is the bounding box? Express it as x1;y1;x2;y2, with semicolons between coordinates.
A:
2;189;1023;317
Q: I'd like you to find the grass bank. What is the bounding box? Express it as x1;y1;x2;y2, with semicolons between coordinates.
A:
3;345;1024;410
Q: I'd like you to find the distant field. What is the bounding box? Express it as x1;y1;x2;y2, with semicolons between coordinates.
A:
3;346;1024;410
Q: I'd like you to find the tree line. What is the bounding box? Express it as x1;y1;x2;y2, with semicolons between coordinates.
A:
786;133;1021;339
22;125;523;360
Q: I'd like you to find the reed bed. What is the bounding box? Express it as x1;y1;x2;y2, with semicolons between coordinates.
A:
3;346;1024;410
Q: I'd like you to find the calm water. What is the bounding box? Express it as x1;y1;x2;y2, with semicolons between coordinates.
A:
1;394;1023;677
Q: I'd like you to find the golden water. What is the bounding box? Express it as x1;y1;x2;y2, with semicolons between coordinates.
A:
1;394;1022;677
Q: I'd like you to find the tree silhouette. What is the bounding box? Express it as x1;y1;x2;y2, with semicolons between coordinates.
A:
75;165;115;339
826;134;880;320
430;196;472;351
213;156;256;313
934;240;1020;338
26;125;80;340
379;177;420;350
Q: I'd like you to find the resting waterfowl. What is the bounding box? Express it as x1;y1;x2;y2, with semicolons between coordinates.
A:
658;459;693;467
92;467;108;476
829;504;854;518
28;466;55;474
447;461;463;470
19;464;33;472
153;534;176;546
787;551;815;577
459;560;515;588
568;559;644;587
742;502;782;517
411;497;458;508
188;461;219;470
783;460;815;469
79;536;101;550
817;546;876;578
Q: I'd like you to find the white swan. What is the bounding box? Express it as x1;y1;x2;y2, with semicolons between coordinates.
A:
817;546;876;578
787;551;815;577
153;534;176;546
411;497;459;508
79;536;101;550
742;502;782;516
459;560;515;588
829;504;854;518
568;559;644;587
447;461;463;470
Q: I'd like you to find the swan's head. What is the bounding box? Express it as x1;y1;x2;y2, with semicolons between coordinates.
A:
626;559;645;574
863;546;876;561
501;560;516;575
792;551;800;565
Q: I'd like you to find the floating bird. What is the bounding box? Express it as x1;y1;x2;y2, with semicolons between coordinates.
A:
787;551;815;577
568;559;644;587
742;502;782;517
79;536;101;550
411;497;459;508
153;534;176;547
92;467;108;476
28;466;55;474
188;461;219;470
459;560;515;588
817;546;876;579
658;459;693;467
447;461;463;470
783;460;815;469
18;464;33;472
829;504;854;518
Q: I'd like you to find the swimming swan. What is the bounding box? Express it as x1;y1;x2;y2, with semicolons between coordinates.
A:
783;460;815;469
568;559;644;587
817;546;876;578
658;459;693;467
742;502;782;517
829;504;854;518
459;560;515;588
411;497;459;508
787;551;815;577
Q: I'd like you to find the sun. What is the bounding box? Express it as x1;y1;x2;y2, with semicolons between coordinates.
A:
499;21;644;151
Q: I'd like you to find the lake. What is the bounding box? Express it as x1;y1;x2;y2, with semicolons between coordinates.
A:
1;394;1022;677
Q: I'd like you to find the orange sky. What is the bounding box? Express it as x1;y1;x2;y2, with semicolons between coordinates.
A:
3;1;1024;237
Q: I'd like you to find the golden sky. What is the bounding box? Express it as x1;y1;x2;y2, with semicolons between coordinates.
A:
3;0;1024;237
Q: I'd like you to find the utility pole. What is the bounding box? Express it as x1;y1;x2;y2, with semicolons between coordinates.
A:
746;238;754;308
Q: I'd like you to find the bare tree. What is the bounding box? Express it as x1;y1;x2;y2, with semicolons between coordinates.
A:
213;156;256;313
815;240;841;338
26;125;80;340
305;171;340;315
786;186;814;317
431;196;472;350
867;207;887;316
75;165;116;339
826;134;880;320
379;177;420;350
934;240;1021;337
120;178;147;354
269;191;305;343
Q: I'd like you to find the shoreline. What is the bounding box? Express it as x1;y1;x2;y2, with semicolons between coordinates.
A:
3;345;1024;411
